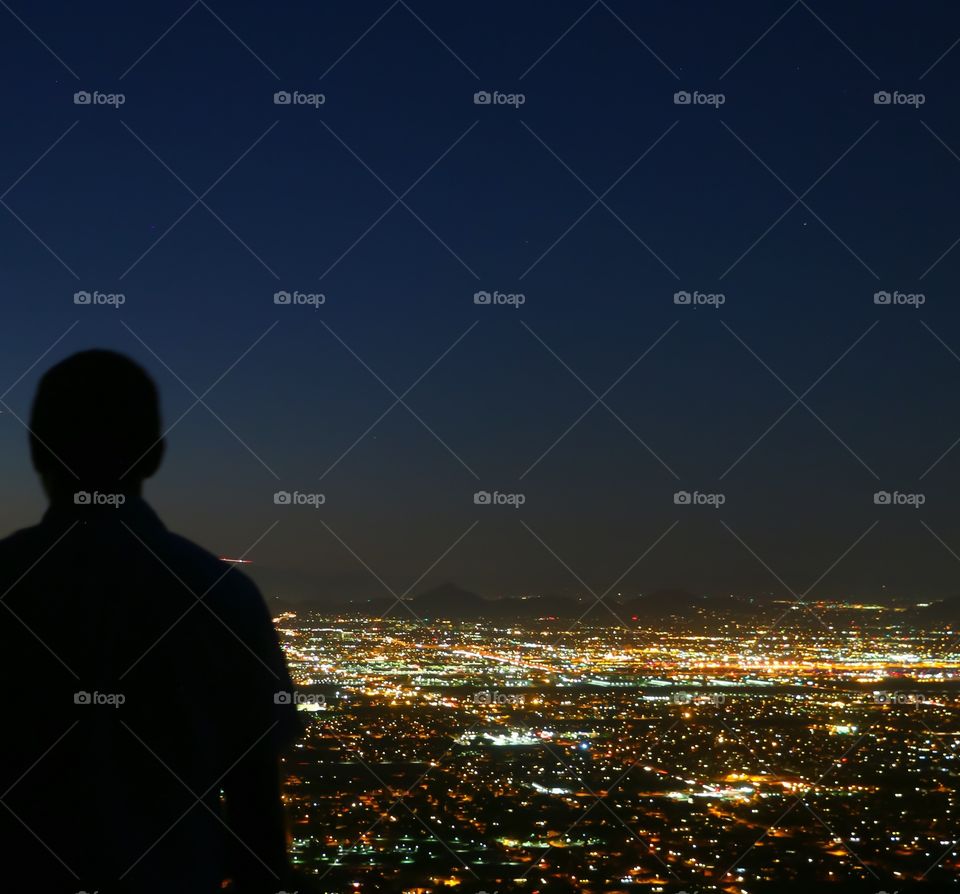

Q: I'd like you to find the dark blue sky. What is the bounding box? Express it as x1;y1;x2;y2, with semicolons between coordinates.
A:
3;1;960;604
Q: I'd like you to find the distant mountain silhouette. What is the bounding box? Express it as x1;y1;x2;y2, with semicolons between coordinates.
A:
271;583;737;623
267;585;960;628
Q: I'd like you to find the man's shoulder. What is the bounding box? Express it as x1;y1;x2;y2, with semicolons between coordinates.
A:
160;529;264;610
0;522;52;568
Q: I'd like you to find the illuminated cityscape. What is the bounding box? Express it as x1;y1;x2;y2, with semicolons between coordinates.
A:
273;599;960;892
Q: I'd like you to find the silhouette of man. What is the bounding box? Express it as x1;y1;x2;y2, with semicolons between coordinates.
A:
0;350;300;893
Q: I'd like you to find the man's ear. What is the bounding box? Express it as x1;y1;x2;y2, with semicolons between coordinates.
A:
138;438;165;481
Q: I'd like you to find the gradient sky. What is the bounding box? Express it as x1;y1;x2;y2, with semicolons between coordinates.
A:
2;2;960;604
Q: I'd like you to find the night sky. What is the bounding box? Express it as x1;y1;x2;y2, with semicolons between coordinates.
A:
3;2;960;605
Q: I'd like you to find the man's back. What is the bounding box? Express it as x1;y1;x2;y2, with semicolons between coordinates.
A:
0;496;298;893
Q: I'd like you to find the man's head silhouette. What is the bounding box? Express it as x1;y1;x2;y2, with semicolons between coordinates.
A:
29;349;164;499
